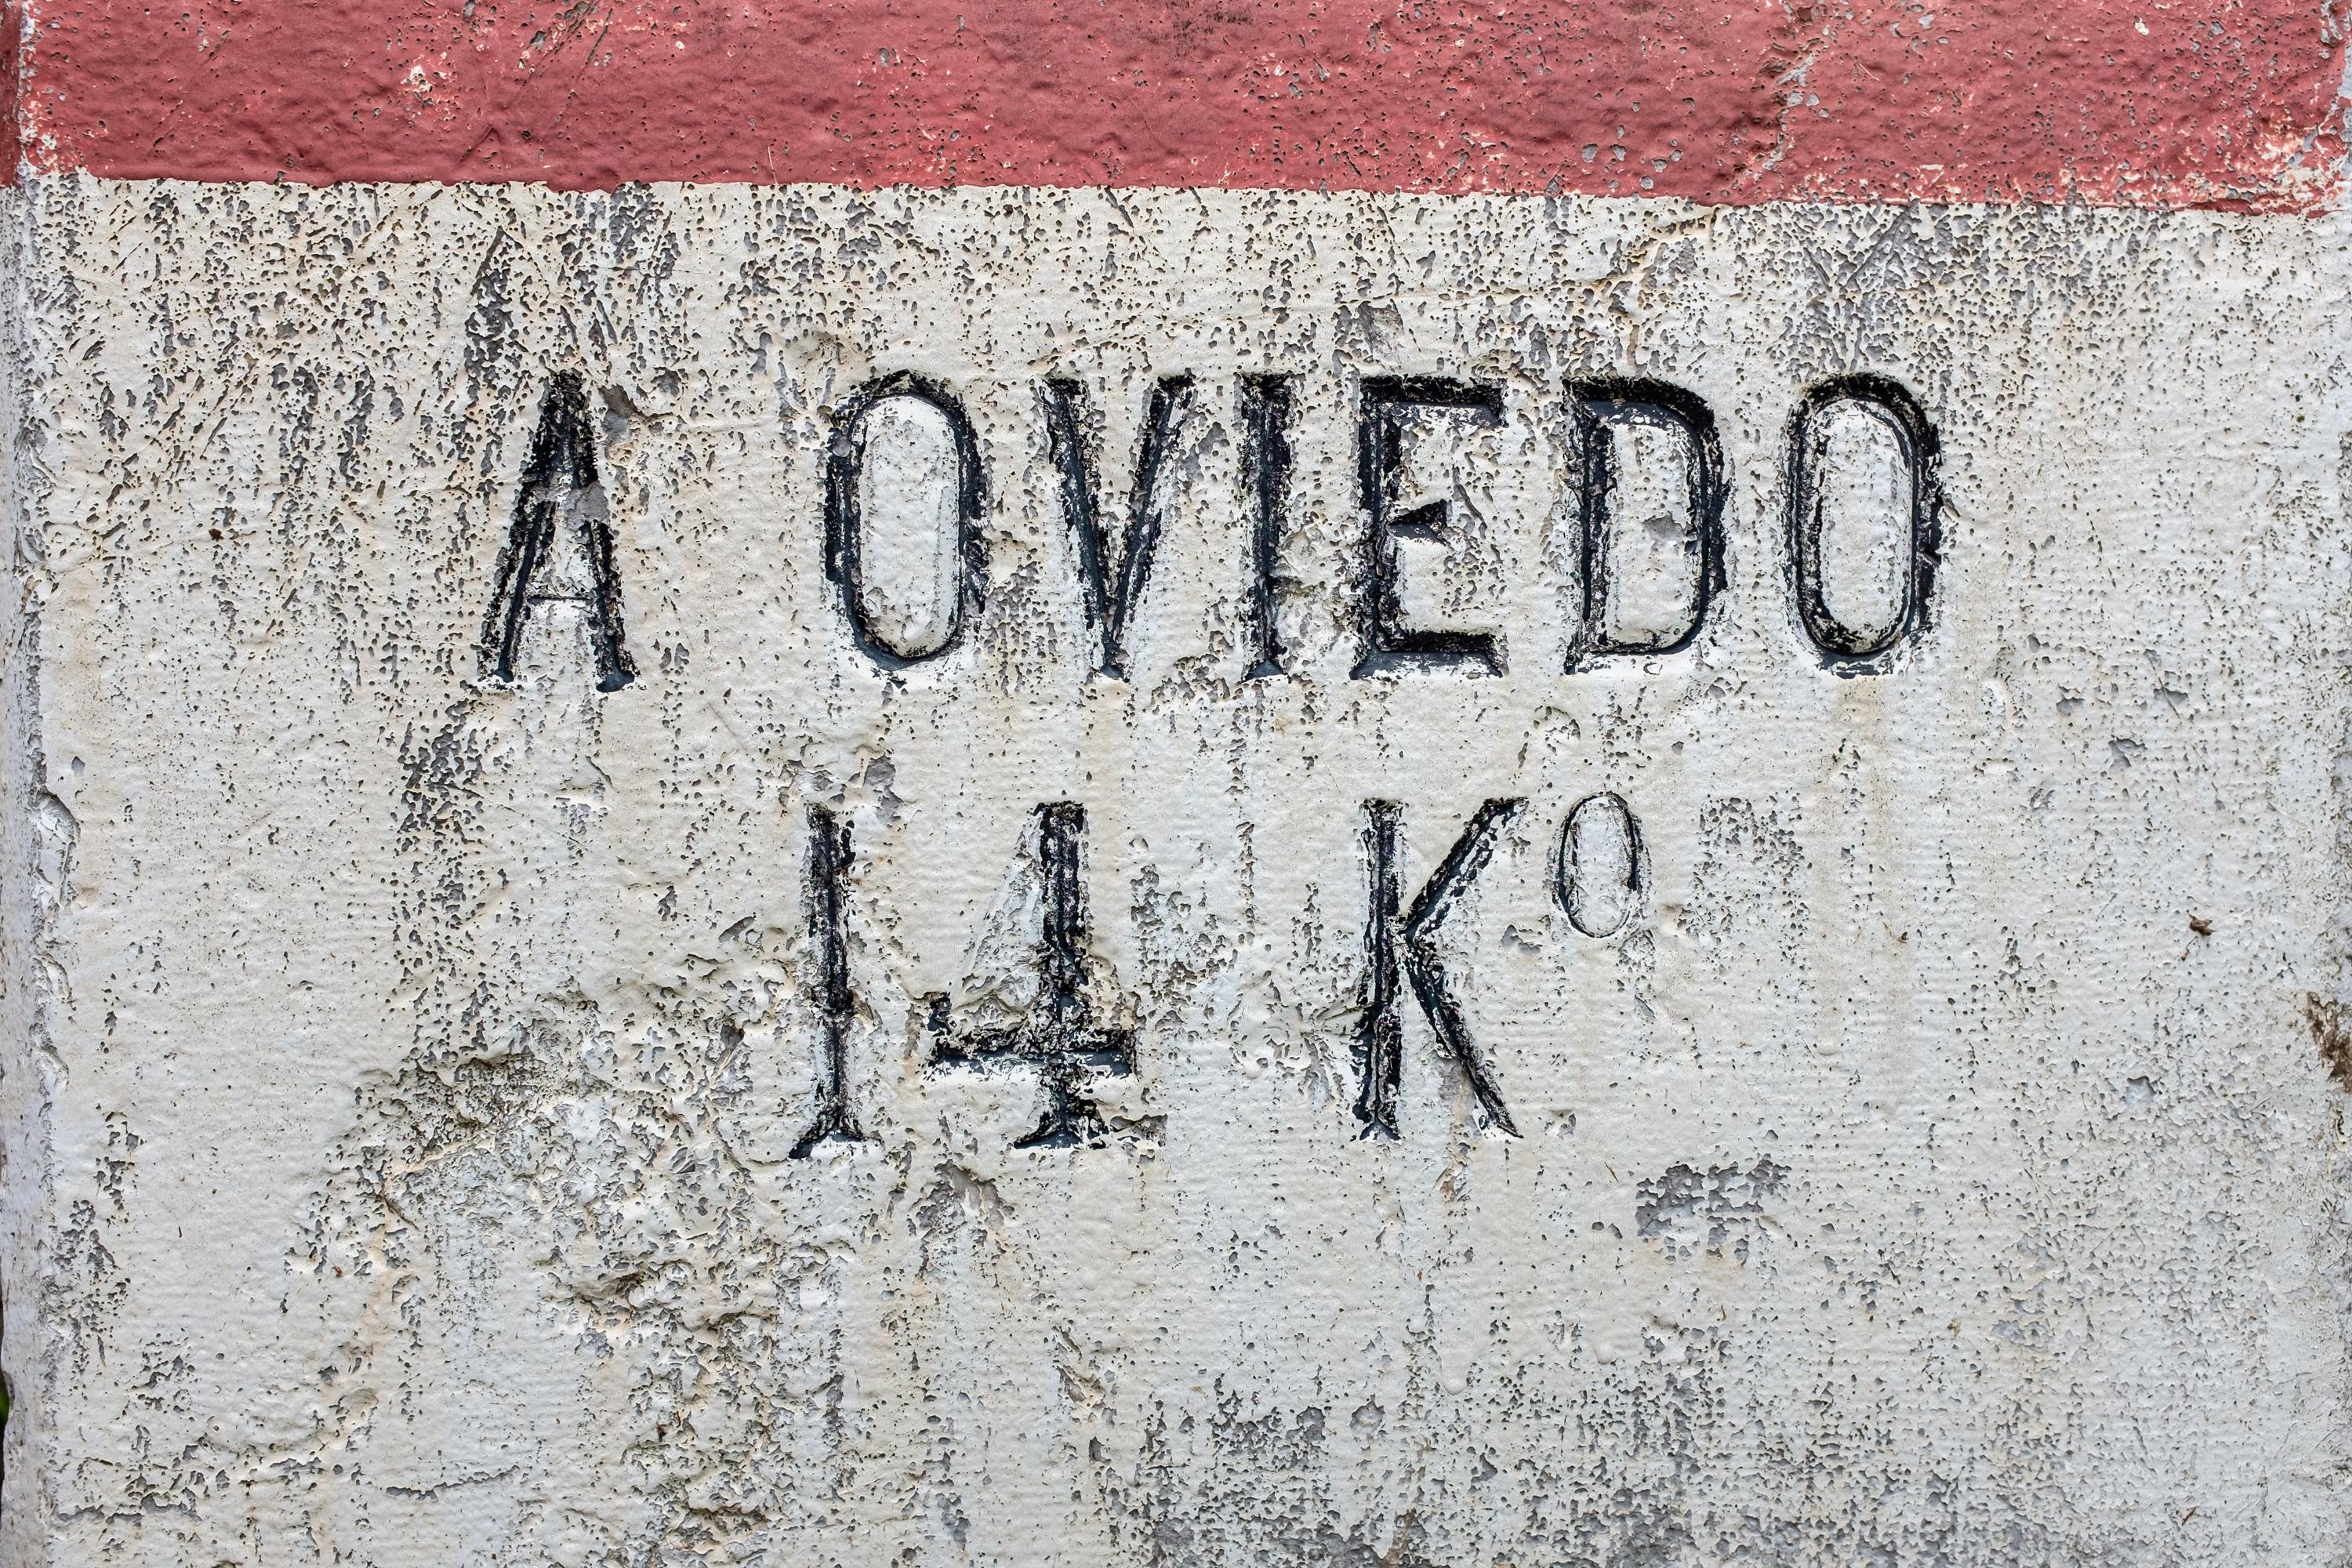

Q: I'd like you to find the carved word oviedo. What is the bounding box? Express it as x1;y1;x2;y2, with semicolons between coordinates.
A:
485;368;1944;1151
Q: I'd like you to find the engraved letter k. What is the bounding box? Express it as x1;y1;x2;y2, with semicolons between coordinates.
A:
1356;798;1524;1140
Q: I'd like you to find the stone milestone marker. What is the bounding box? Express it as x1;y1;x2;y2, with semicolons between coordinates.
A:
0;4;2349;1564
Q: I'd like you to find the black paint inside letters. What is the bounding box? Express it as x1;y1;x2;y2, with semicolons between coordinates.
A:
1357;798;1523;1139
1552;791;1648;940
930;804;1138;1148
1239;374;1296;679
789;806;867;1158
485;371;637;691
1784;373;1944;669
1355;377;1505;677
823;372;989;670
1566;378;1727;671
1042;376;1193;681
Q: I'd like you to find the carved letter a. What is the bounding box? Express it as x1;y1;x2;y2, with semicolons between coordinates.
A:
484;372;637;691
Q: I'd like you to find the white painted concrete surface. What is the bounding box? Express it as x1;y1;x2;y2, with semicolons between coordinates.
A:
1;176;2349;1566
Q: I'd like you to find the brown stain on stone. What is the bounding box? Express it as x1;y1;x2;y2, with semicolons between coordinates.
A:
2303;993;2352;1092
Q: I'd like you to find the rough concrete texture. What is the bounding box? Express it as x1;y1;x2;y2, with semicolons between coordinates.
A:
0;176;2350;1566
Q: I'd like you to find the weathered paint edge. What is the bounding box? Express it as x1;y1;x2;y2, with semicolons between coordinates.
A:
6;0;2350;212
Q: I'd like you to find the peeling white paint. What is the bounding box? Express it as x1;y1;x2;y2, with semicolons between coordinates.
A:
0;176;2347;1566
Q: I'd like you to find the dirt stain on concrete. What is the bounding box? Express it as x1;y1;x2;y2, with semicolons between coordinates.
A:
2304;993;2352;1092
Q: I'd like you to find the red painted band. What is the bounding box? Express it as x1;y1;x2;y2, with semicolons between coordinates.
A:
10;1;2347;210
